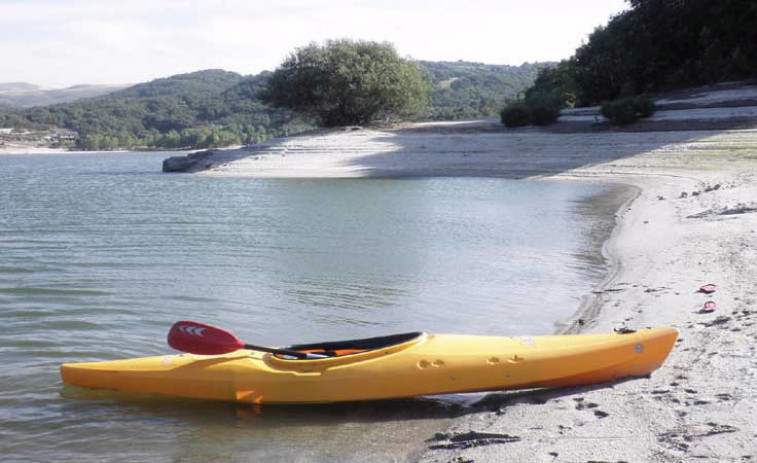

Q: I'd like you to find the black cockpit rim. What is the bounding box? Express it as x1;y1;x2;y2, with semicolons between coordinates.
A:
284;331;423;353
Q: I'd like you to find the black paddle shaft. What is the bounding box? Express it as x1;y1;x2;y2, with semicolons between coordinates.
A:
243;343;327;359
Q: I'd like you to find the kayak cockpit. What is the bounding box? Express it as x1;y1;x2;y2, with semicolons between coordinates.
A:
275;332;424;360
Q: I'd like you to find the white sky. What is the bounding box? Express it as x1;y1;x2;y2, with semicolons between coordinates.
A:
0;0;629;88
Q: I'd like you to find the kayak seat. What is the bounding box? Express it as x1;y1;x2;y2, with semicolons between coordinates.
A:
277;332;423;360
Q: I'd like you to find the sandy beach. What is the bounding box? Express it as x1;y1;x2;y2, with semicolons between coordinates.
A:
180;85;757;462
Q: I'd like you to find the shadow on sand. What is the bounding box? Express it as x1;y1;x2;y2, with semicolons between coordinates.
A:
61;377;637;429
175;113;755;179
338;122;750;179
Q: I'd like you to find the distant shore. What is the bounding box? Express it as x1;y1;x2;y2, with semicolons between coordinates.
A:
0;142;74;155
0;142;196;155
185;87;757;461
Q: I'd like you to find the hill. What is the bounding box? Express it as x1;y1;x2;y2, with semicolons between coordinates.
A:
0;82;129;108
0;82;40;93
420;61;546;120
108;69;243;100
0;62;545;150
0;69;313;150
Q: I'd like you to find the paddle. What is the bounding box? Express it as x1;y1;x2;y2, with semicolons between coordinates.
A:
167;321;328;359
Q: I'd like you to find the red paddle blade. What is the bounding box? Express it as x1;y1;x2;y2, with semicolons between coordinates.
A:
167;321;245;355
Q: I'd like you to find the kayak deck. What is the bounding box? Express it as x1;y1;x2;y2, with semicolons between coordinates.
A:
61;327;678;404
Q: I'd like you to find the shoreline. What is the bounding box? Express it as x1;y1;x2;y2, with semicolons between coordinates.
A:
0;145;78;155
557;182;641;336
418;136;757;462
0;145;135;155
192;123;757;462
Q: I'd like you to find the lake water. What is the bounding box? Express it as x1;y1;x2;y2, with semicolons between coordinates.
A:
0;152;627;462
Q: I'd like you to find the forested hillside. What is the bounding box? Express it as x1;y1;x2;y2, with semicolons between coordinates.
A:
0;62;543;150
0;70;315;150
422;61;544;120
528;0;757;107
109;69;242;100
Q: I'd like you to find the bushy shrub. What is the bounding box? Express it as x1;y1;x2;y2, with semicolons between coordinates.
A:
526;92;562;126
500;102;531;127
601;95;656;125
500;91;563;127
634;97;656;118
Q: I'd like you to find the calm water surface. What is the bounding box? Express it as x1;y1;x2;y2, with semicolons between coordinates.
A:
0;152;623;462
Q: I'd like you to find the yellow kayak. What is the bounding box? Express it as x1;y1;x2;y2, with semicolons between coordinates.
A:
61;327;677;404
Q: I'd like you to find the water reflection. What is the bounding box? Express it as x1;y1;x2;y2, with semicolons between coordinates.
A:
59;385;463;463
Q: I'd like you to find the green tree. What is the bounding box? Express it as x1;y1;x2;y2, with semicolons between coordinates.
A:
420;61;544;120
499;90;563;128
521;0;757;108
500;102;531;127
526;60;578;107
263;39;430;126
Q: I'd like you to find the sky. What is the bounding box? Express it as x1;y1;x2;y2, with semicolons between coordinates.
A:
1;0;629;88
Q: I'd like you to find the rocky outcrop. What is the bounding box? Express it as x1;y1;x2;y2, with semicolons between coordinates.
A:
162;149;215;172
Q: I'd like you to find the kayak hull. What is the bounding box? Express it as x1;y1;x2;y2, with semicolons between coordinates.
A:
61;328;678;404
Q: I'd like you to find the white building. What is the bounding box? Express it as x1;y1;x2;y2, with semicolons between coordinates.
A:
53;131;78;141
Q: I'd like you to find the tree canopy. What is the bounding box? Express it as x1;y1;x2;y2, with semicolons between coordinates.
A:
0;70;315;150
263;40;430;126
526;0;757;107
